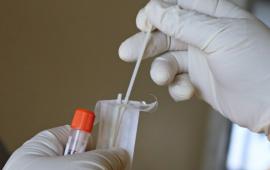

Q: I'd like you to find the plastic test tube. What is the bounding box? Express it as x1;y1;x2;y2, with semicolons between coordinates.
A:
64;109;95;155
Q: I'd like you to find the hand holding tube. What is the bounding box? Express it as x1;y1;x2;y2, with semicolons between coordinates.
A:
3;125;128;170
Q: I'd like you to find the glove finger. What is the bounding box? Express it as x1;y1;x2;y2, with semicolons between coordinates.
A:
3;126;71;170
137;0;252;32
48;125;70;146
144;0;233;50
136;8;155;32
177;0;253;19
80;149;129;170
49;125;96;152
162;0;177;4
136;0;177;32
168;74;195;101
119;31;187;62
4;148;128;170
94;149;129;170
150;51;188;86
17;125;70;157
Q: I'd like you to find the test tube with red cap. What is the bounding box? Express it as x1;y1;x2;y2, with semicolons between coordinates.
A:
64;109;95;155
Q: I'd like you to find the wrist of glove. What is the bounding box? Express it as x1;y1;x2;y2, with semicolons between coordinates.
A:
3;125;128;170
119;0;270;137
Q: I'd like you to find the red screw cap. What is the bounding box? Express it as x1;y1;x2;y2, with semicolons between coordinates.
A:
71;108;95;133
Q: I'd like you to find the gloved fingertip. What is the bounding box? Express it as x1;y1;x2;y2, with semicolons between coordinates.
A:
118;41;135;62
136;8;154;32
144;1;159;22
169;85;194;102
150;63;174;86
48;125;70;138
150;55;178;86
144;0;171;25
168;74;195;101
47;125;71;146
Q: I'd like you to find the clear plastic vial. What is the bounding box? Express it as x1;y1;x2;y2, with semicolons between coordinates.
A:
64;109;95;155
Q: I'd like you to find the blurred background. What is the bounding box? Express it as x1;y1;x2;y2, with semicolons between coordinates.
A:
0;0;269;170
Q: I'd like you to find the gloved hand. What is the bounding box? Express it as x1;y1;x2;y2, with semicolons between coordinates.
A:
3;125;128;170
118;0;270;136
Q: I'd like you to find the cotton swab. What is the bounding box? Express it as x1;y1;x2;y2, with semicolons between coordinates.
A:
111;28;153;147
123;29;152;104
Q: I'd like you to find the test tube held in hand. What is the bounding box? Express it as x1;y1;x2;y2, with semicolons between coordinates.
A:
64;109;95;155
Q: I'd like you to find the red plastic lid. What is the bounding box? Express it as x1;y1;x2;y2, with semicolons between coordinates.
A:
71;109;95;133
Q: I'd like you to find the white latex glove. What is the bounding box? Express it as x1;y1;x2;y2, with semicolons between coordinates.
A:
3;125;128;170
118;0;270;136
